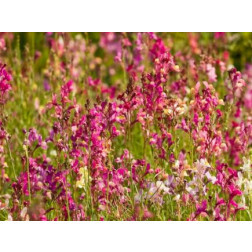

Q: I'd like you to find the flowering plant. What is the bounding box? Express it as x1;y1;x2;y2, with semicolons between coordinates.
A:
0;32;251;221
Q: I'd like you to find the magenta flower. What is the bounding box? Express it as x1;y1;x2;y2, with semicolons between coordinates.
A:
0;63;12;97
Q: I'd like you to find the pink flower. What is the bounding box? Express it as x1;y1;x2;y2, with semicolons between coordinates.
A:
61;80;74;98
0;38;6;51
87;76;100;87
0;63;12;97
206;63;217;83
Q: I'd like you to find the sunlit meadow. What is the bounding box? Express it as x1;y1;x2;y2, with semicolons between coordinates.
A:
0;32;251;221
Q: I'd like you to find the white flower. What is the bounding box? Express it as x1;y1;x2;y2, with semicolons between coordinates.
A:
174;194;180;201
186;184;198;196
195;158;211;177
50;150;57;156
134;192;142;203
156;181;170;194
71;126;77;133
236;172;244;188
243;179;252;195
205;171;217;184
241;157;251;173
238;196;247;209
147;185;157;198
76;166;91;189
20;207;28;219
174;160;180;169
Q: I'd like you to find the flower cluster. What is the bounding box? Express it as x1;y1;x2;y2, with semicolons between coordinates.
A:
0;32;251;221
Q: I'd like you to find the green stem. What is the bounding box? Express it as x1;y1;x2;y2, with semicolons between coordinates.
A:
24;147;32;203
6;139;17;180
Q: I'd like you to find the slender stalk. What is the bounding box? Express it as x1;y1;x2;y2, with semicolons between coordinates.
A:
6;139;17;180
24;147;32;203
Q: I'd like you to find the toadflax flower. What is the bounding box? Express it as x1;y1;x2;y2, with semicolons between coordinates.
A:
240;157;251;173
0;63;12;98
76;167;91;189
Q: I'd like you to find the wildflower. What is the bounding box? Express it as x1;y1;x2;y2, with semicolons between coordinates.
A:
206;63;217;83
0;63;12;97
205;171;217;184
61;80;74;99
76;167;91;189
194;158;211;178
87;76;100;87
0;38;6;51
229;68;247;97
50;150;57;156
20;207;29;221
240;157;251;173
